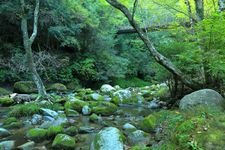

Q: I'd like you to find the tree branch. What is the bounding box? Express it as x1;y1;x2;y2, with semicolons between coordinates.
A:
132;0;138;21
106;0;200;90
29;0;40;44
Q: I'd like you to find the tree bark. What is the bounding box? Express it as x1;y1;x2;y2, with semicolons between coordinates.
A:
106;0;200;90
185;0;194;32
194;0;204;21
218;0;225;12
20;0;47;97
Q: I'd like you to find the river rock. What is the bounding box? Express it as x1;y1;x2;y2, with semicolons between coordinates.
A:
179;89;225;110
100;84;115;93
82;105;91;115
0;140;15;150
90;127;124;150
31;114;42;125
0;128;11;137
17;141;35;150
52;134;76;149
127;130;149;146
122;123;136;131
79;126;95;133
41;108;58;118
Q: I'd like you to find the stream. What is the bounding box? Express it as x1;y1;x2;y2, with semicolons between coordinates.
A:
0;104;155;149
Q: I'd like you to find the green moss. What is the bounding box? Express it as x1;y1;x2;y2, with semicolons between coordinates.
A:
139;114;157;132
130;145;151;150
13;81;37;94
47;126;63;138
89;113;99;122
47;83;67;92
90;101;118;116
0;87;11;96
64;100;88;112
64;126;78;136
52;134;76;149
3;117;23;129
0;97;14;106
8;103;40;117
26;128;47;141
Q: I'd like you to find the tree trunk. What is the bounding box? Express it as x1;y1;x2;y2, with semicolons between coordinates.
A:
20;0;47;97
185;0;194;33
219;0;225;12
106;0;201;90
194;0;204;21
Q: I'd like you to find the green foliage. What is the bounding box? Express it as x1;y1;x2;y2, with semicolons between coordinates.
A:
113;77;150;88
8;103;41;117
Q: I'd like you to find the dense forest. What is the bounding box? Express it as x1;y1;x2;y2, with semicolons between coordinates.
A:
0;0;225;149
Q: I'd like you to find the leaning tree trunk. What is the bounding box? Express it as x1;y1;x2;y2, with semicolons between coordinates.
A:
20;0;47;98
106;0;201;90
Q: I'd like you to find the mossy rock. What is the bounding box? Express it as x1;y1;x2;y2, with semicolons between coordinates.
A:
65;109;79;117
52;134;76;149
47;83;67;92
76;88;94;98
89;113;99;123
64;100;89;112
66;80;82;91
13;81;37;94
64;126;78;136
89;101;118;116
8;103;41;117
3;117;23;129
26;128;47;141
47;126;63;138
0;87;11;96
139;114;157;132
86;93;104;101
0;96;14;106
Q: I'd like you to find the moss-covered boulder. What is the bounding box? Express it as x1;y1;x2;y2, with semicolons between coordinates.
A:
89;101;118;116
52;134;76;149
0;87;11;96
89;113;100;123
47;126;63;138
13;81;37;94
64;100;89;112
64;126;78;136
0;96;14;106
87;93;104;101
3;117;23;129
26;128;47;141
47;83;67;92
139;114;157;132
77;88;94;98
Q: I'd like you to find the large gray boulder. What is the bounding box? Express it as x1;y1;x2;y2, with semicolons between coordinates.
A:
90;127;124;150
179;89;224;110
